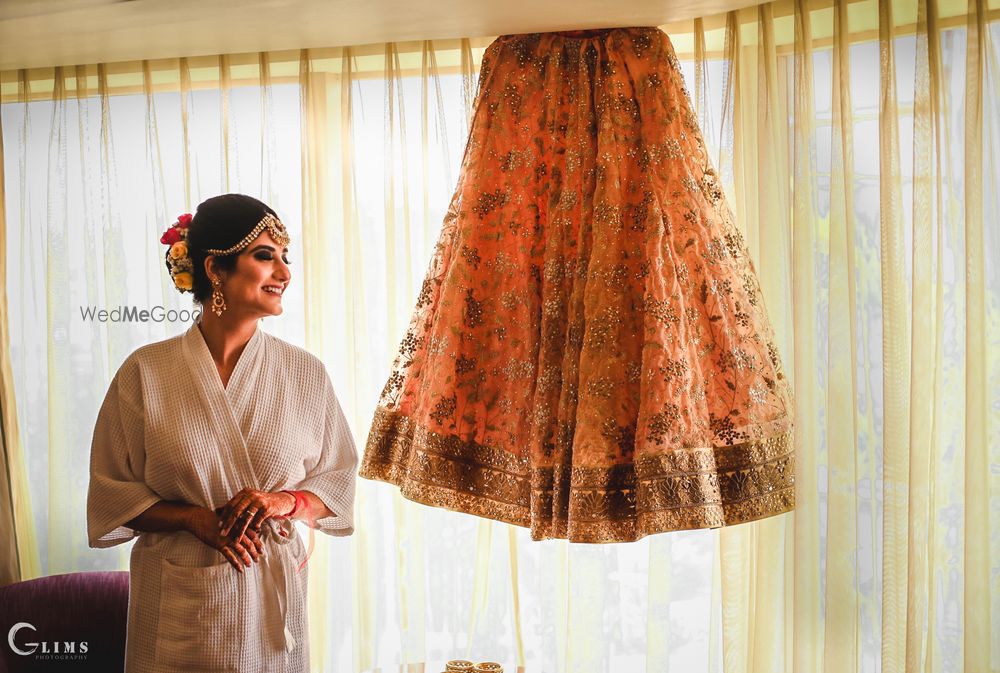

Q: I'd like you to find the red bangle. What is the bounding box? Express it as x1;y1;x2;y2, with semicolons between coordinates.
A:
279;490;309;518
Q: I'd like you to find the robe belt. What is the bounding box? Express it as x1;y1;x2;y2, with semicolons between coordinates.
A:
259;518;298;653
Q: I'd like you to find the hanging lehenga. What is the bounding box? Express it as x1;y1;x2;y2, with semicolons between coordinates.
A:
360;27;795;543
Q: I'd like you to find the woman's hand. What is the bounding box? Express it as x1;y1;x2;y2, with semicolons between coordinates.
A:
187;506;265;573
218;488;295;542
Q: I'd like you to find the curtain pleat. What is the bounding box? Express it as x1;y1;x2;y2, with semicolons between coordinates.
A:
0;71;30;588
906;0;943;669
259;52;277;207
0;78;14;588
220;54;232;191
45;67;73;573
12;68;40;582
961;2;991;670
97;62;132;375
878;0;912;667
179;57;193;210
791;4;823;673
825;2;861;670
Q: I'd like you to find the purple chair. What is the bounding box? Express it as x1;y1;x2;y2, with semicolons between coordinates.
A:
0;571;129;673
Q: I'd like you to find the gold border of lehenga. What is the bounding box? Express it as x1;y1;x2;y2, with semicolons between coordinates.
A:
362;408;794;543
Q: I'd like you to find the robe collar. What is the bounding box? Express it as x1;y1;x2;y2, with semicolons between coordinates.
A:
183;320;263;395
181;320;264;492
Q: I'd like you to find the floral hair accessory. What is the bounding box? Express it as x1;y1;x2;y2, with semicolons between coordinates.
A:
161;213;194;293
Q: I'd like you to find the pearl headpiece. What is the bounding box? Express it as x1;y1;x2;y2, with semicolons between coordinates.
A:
205;213;291;256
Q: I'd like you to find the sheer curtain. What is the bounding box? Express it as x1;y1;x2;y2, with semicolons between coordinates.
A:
1;0;998;671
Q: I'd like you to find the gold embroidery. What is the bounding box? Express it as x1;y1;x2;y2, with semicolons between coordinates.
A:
361;27;796;542
361;409;794;543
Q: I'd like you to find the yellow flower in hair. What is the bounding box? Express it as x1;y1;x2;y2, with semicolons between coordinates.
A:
169;241;188;260
174;272;193;291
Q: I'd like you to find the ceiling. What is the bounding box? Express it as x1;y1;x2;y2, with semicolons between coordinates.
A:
0;0;764;71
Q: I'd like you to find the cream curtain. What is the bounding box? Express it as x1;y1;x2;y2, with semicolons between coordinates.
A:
0;76;35;589
1;0;998;670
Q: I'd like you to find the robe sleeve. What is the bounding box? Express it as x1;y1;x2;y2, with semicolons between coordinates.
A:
296;371;358;536
87;357;161;548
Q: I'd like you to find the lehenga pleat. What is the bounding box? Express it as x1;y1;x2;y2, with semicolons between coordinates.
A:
360;27;795;542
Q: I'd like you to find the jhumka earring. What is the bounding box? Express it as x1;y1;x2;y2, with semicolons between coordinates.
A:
210;277;227;317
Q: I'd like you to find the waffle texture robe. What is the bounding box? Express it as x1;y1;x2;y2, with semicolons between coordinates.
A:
87;322;357;672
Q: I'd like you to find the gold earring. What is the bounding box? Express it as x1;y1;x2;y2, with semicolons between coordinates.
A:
210;277;227;317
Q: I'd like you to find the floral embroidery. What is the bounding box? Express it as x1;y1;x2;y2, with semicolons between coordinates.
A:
463;289;485;328
360;28;794;542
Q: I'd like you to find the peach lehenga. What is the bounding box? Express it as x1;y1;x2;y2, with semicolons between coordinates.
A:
360;27;795;542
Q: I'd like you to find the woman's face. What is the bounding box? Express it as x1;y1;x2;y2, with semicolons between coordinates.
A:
214;230;291;319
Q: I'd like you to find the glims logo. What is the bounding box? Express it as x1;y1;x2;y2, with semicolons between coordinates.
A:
7;622;89;660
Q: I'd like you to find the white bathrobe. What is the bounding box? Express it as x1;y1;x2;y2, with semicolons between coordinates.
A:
87;322;357;673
